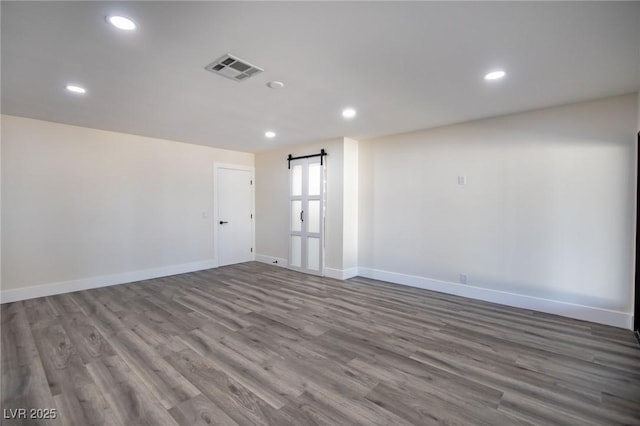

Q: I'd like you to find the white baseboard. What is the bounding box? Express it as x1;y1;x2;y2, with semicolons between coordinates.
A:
3;257;632;330
358;267;633;330
0;259;218;304
255;254;287;267
256;255;356;279
324;268;342;280
325;267;359;280
342;267;359;280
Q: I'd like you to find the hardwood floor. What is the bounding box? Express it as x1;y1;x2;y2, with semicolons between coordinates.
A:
2;262;639;425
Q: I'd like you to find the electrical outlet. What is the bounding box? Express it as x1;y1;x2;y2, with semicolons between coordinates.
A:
457;175;467;185
459;273;468;284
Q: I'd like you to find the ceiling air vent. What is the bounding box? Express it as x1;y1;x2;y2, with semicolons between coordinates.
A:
205;54;263;82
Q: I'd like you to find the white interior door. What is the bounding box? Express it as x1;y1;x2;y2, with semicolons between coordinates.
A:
289;157;325;275
216;166;253;266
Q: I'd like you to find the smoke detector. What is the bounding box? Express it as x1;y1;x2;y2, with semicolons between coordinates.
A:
267;81;284;89
205;54;263;82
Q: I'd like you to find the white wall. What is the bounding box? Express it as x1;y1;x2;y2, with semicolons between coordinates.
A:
359;94;637;327
342;138;359;274
1;115;253;300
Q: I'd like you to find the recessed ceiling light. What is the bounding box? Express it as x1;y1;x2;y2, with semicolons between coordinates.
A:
107;15;136;31
265;131;276;139
65;84;86;94
267;81;284;89
342;107;357;119
484;70;506;81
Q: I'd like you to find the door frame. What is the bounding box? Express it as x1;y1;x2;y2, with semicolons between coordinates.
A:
213;163;255;267
635;131;639;342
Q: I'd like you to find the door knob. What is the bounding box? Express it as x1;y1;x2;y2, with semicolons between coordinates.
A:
219;221;229;225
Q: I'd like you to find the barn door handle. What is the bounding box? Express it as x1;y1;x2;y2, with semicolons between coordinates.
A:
300;210;304;222
219;221;228;225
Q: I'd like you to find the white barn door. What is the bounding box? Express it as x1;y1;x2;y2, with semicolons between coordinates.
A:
288;157;325;275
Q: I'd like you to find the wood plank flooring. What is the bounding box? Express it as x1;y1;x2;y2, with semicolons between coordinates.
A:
2;262;639;425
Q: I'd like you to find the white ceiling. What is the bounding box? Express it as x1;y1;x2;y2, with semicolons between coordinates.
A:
2;2;639;153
